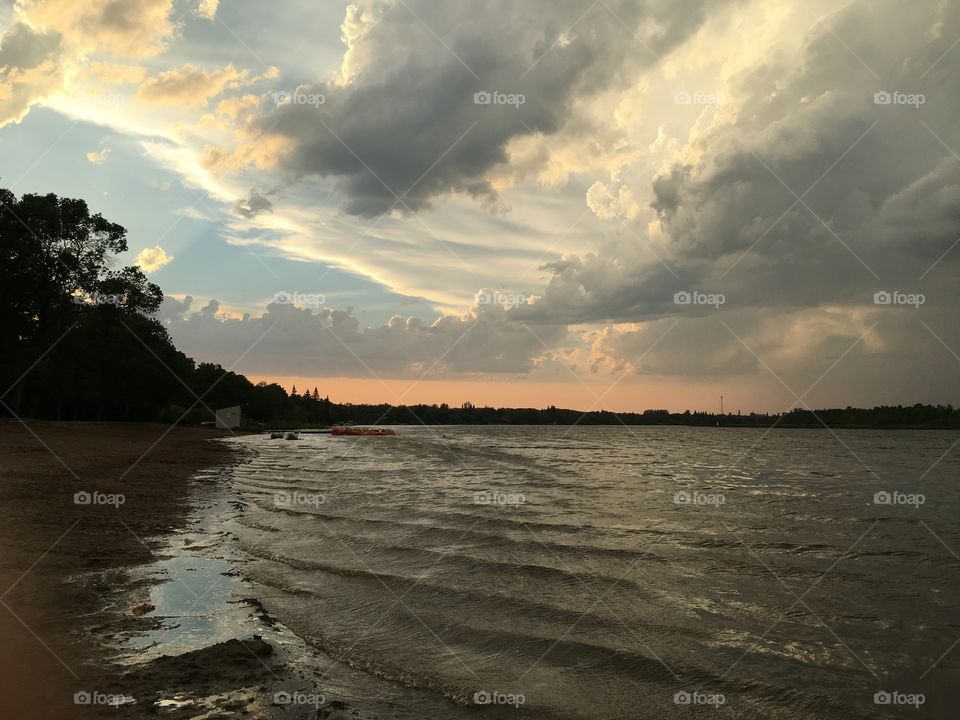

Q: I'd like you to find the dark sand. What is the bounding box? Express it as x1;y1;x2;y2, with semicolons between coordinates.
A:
0;420;259;718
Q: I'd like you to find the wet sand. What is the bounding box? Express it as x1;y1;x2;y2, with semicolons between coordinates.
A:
0;420;255;718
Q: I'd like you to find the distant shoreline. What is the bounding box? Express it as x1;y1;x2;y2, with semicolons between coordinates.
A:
366;420;960;430
307;422;960;430
276;401;960;430
7;418;957;432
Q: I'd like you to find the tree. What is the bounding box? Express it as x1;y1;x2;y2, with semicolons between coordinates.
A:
0;188;169;418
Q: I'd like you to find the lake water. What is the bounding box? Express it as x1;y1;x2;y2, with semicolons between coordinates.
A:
223;426;960;719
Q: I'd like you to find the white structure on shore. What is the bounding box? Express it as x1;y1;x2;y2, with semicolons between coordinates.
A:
215;406;241;429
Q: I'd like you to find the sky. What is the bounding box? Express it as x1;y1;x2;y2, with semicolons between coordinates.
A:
1;0;959;412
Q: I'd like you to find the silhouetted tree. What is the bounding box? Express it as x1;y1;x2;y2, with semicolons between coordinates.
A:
1;188;169;418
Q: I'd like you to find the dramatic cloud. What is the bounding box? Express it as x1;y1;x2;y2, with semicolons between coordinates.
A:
213;0;733;216
4;0;959;406
523;0;960;325
0;0;179;126
136;245;174;272
486;0;960;404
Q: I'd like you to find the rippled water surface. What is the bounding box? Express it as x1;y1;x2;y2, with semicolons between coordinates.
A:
224;426;960;719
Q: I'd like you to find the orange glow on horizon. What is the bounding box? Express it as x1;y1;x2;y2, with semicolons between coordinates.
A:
243;375;792;414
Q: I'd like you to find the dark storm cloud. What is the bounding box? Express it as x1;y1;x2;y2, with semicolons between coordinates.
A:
520;0;960;327
252;0;732;216
649;0;960;265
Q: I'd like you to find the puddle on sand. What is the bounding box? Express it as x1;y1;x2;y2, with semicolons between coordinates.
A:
116;479;290;663
114;472;260;658
119;543;330;719
110;471;325;718
125;552;250;656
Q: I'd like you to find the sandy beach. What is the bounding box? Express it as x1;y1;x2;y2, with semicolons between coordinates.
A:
0;420;274;719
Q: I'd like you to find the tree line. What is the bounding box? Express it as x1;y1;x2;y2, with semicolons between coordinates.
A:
2;187;956;429
326;403;959;428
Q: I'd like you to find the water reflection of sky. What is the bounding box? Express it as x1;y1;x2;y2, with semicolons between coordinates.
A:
128;554;246;656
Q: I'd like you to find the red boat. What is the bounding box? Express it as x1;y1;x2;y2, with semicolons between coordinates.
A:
331;426;396;436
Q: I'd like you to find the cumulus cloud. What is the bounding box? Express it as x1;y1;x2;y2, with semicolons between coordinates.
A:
580;303;960;405
494;0;960;404
0;22;63;126
15;0;176;58
585;179;641;220
0;0;179;126
522;0;960;326
85;147;110;164
209;0;733;216
135;64;250;107
580;308;880;379
136;245;174;272
159;296;567;377
195;0;219;20
157;294;192;319
214;93;260;120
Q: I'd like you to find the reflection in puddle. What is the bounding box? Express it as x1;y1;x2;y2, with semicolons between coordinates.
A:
127;553;245;656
